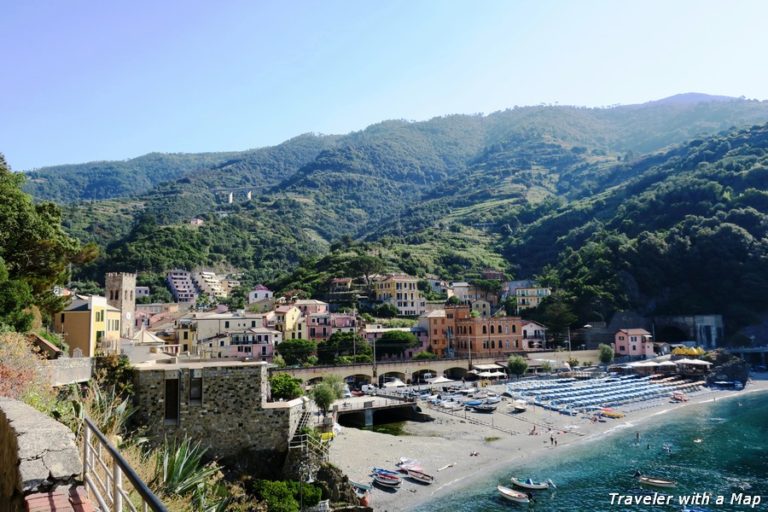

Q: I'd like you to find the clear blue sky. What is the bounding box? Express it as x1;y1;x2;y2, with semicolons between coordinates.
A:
2;0;768;170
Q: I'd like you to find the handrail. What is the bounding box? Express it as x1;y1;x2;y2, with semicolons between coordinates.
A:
83;417;167;512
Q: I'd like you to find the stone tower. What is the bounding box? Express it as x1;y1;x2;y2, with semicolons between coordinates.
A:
105;272;136;338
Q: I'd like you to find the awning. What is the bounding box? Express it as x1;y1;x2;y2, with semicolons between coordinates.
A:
426;376;455;385
473;363;503;370
675;358;712;366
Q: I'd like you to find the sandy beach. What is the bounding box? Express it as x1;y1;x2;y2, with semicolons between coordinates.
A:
327;377;768;511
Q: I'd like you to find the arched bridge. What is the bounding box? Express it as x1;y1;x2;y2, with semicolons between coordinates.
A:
270;357;504;386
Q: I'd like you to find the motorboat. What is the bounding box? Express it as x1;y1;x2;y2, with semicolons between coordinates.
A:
372;467;400;477
497;485;530;503
510;476;555;490
406;469;435;484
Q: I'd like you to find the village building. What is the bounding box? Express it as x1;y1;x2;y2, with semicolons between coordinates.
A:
372;273;426;316
614;328;655;358
53;295;121;357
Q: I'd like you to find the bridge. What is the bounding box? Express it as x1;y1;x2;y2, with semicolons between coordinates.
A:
271;357;503;386
270;350;600;386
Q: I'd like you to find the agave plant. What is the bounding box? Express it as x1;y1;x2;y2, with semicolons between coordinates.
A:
152;436;223;507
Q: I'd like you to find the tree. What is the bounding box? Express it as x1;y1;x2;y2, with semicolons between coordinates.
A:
376;331;418;358
375;304;399;318
348;255;384;286
539;299;577;347
269;373;304;401
598;343;614;365
277;339;316;366
446;295;461;305
311;383;336;416
317;332;371;365
0;258;34;332
540;361;553;373
321;374;345;399
413;351;436;360
507;355;528;379
0;155;88;320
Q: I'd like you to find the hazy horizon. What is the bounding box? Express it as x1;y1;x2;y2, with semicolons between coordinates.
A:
3;0;768;170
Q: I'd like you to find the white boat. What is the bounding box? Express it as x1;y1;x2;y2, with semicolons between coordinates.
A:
497;485;530;503
636;473;677;488
510;476;555;490
511;399;528;412
406;469;434;484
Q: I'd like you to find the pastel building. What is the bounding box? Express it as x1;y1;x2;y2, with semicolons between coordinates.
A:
54;295;122;357
521;320;547;350
614;328;655;358
515;285;552;313
373;274;426;316
248;284;273;304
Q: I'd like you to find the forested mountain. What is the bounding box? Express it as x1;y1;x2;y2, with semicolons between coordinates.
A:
16;94;768;336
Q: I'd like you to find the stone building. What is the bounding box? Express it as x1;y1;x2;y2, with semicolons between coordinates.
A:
105;272;136;338
132;360;305;458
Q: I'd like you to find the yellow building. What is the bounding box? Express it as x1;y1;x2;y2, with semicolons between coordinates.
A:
515;286;552;314
274;305;302;339
53;295;121;357
373;274;426;316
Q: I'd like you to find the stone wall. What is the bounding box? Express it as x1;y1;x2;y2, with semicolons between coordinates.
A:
133;361;305;458
40;357;93;386
0;398;83;511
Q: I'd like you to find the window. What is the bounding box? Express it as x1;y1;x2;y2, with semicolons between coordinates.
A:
183;331;189;340
60;313;65;324
189;376;202;404
251;321;256;328
225;321;230;329
165;379;179;422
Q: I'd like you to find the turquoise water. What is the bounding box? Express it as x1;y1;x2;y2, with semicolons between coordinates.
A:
415;392;768;511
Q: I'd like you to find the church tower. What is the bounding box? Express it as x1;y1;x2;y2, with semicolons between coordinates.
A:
105;272;136;338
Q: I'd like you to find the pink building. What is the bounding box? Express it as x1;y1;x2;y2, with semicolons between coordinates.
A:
614;328;654;358
306;312;358;342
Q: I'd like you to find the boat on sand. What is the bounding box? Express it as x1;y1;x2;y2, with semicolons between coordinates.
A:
372;471;401;488
406;469;435;484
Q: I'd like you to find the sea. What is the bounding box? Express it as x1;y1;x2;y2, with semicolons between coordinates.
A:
413;391;768;511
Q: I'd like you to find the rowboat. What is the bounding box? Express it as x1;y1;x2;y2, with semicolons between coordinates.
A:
497;485;530;503
372;472;402;488
472;403;497;413
636;473;677;488
350;481;371;507
510;476;555;490
372;467;400;477
406;469;435;484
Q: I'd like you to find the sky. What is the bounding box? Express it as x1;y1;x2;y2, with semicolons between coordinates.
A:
2;0;768;170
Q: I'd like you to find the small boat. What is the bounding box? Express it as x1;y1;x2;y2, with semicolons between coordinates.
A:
636;472;677;488
497;485;530;503
671;391;688;402
350;481;371;507
464;399;484;408
472;403;497;413
372;472;401;488
406;469;435;484
372;467;400;477
512;399;528;412
485;393;502;404
396;458;424;473
510;477;555;490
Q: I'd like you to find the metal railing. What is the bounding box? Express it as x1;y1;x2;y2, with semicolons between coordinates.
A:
82;417;167;512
